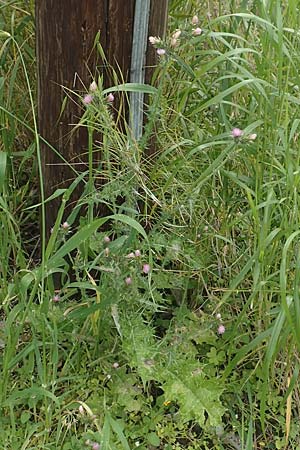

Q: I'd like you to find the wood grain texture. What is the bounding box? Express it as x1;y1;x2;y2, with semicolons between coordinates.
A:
36;0;168;232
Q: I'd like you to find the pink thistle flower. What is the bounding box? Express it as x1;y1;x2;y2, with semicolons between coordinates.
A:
125;277;132;286
142;264;150;274
92;443;101;450
61;221;69;230
126;252;135;259
89;81;97;92
193;27;202;36
156;48;166;56
52;294;60;303
112;362;119;369
134;249;141;257
103;236;111;243
83;94;93;105
192;15;199;25
231;128;243;138
106;93;114;103
217;324;225;335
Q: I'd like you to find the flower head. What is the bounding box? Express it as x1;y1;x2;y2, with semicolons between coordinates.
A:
92;443;101;450
112;362;119;369
61;221;70;230
192;15;199;25
106;93;114;103
125;276;132;286
170;38;179;48
231;127;243;138
248;133;257;141
193;27;202;36
217;324;226;335
172;29;181;40
103;236;111;244
149;36;161;45
216;313;222;320
52;294;60;303
142;264;151;274
134;249;141;257
89;81;97;92
83;94;93;105
156;48;166;56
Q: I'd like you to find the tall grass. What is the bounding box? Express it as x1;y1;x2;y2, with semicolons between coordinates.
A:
1;0;300;448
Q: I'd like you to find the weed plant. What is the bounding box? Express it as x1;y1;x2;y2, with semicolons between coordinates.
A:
1;0;300;449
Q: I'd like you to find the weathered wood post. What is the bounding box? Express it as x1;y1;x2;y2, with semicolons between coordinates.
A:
36;0;168;235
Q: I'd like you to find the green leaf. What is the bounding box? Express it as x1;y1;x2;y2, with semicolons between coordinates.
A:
103;83;157;95
147;432;160;447
20;411;31;424
163;374;225;427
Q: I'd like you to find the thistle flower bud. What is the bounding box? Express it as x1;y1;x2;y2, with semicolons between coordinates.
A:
106;93;114;103
89;81;97;92
172;29;181;39
125;277;132;285
192;15;199;25
170;38;179;48
248;133;257;141
149;36;161;45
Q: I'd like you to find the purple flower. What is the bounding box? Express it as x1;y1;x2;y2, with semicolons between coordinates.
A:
103;236;111;243
106;93;114;103
92;443;101;450
142;264;150;274
83;94;93;105
217;324;225;335
61;221;69;230
134;250;141;257
193;27;202;36
52;294;60;303
231;128;243;138
156;48;166;56
125;277;132;286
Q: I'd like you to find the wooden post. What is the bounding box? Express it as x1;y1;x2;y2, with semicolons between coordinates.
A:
36;0;168;234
